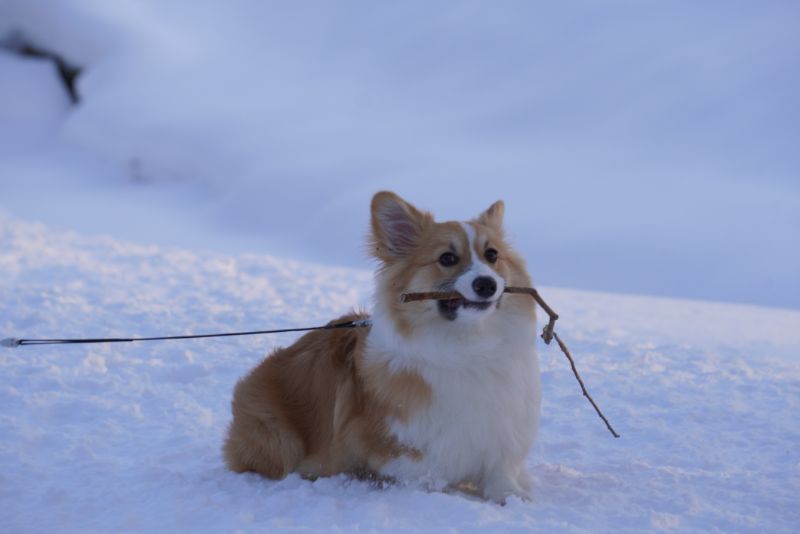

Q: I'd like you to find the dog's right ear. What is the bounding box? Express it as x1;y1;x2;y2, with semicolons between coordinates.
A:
370;191;432;261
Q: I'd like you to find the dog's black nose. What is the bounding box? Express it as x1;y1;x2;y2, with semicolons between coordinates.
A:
472;276;497;299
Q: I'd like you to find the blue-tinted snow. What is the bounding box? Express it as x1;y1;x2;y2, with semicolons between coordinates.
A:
1;217;798;532
0;0;798;308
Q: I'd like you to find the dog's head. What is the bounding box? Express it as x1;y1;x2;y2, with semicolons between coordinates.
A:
369;191;534;336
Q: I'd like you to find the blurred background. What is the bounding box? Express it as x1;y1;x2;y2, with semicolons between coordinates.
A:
1;0;798;309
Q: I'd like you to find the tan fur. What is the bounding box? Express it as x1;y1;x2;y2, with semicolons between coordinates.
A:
223;312;430;479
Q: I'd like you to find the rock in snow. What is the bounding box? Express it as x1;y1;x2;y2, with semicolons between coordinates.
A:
1;216;798;532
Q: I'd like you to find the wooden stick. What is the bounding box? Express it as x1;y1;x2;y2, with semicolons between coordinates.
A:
400;286;620;438
400;291;462;303
503;287;558;344
554;332;621;438
402;286;559;343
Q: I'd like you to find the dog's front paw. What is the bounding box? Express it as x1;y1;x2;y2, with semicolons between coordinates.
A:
516;469;533;493
482;472;530;505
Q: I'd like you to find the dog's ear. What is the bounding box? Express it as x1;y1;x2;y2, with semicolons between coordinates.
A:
477;200;505;229
371;191;431;261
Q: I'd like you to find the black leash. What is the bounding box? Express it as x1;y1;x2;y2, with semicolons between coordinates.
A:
1;319;372;348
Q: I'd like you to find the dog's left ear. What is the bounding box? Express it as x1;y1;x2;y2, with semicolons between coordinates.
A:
477;200;505;229
371;191;432;261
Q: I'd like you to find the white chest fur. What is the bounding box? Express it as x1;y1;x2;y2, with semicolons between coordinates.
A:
366;309;541;495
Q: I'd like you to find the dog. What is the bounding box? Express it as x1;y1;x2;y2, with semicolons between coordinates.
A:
223;191;540;502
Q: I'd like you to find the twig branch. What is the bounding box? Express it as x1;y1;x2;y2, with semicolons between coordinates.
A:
554;332;620;438
401;291;461;302
403;286;559;344
502;287;558;344
400;286;620;438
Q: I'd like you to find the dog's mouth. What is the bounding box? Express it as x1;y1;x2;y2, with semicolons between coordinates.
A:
437;298;495;320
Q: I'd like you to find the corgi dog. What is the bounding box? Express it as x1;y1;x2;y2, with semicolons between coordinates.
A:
224;191;540;502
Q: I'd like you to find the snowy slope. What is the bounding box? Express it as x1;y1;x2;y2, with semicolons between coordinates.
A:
1;0;799;309
1;216;798;533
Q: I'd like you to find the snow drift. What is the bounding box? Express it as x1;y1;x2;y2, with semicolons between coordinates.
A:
1;0;798;308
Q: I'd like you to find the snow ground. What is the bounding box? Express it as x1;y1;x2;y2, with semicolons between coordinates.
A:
1;2;799;530
1;216;799;533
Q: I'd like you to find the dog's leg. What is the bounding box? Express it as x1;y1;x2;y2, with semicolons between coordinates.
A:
223;412;304;479
482;463;530;504
516;468;533;494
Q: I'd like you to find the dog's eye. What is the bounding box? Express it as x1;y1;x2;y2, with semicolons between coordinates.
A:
484;248;498;263
438;252;459;267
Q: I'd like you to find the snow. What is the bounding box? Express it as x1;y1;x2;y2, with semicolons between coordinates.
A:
1;216;799;532
0;53;70;146
1;1;799;531
1;0;799;308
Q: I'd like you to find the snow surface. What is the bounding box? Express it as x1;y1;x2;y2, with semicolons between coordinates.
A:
1;2;799;530
2;216;799;533
1;0;799;308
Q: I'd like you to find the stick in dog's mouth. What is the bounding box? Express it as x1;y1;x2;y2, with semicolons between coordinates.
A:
401;286;559;345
